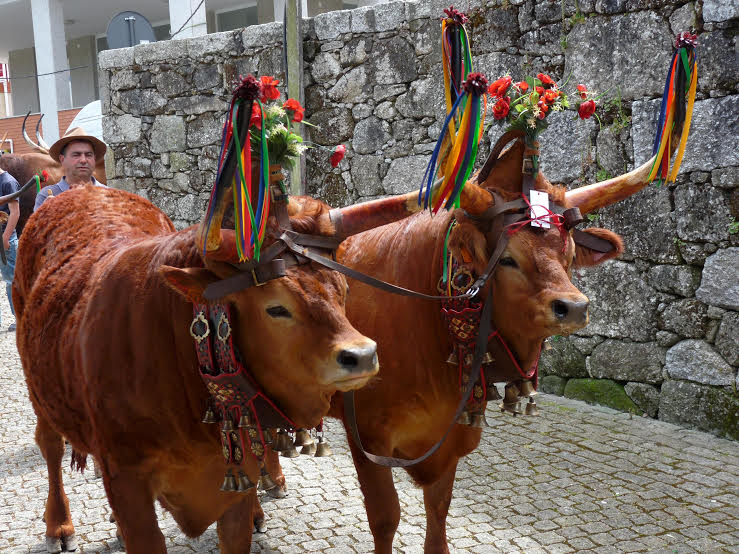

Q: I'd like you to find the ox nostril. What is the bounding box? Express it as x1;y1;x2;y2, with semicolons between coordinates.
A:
552;299;589;323
337;350;359;369
337;344;378;373
552;300;569;320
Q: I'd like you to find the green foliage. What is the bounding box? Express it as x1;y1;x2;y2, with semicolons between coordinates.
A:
673;237;686;247
729;217;739;235
563;378;640;413
596;164;612;182
587;213;600;223
602;89;631;131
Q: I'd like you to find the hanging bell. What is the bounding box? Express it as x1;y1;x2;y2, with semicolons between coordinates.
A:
543;339;553;351
525;398;539;416
273;429;291;452
222;417;235;432
262;429;273;446
519;380;537;398
485;383;501;401
301;441;317;456
293;428;314;447
202;407;217;424
259;467;279;492
470;412;489;428
500;383;522;416
483;351;495;365
456;411;471;425
238;412;254;428
314;436;333;457
446;351;459;365
281;442;300;458
236;470;256;492
220;469;238;492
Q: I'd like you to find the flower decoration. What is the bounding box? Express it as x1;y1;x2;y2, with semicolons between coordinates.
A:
486;72;599;140
259;76;280;102
330;145;346;168
282;98;305;123
442;6;468;24
35;169;49;182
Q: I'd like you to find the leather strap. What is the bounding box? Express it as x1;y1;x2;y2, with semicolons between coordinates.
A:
203;259;287;300
343;286;494;467
572;229;615;253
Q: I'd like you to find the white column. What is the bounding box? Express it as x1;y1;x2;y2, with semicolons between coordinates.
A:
30;0;71;144
273;0;286;22
170;0;208;40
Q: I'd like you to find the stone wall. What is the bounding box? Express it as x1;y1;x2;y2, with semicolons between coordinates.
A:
99;0;738;439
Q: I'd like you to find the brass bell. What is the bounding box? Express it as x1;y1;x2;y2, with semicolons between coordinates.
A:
222;417;235;432
273;429;291;452
259;467;278;492
262;429;273;446
238;412;254;428
543;339;553;351
446;351;459;365
314;436;333;457
456;411;471;425
301;441;317;456
519;380;537;398
220;470;238;492
500;383;522;416
202;407;217;424
236;470;256;492
483;351;495;365
525;398;539;416
470;412;489;428
280;443;300;458
293;428;314;447
485;384;501;401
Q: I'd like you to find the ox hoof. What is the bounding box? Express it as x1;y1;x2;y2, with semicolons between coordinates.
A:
266;484;288;499
254;517;267;533
45;536;62;553
62;533;78;551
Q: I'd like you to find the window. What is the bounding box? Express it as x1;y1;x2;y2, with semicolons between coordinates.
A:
216;5;259;32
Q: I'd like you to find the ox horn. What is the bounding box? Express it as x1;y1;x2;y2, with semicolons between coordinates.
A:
22;112;44;153
0;131;8;152
35;115;51;152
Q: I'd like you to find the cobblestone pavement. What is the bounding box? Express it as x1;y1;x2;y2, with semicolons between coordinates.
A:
1;296;738;554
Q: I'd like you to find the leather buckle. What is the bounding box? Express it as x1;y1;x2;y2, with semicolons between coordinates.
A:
251;268;265;287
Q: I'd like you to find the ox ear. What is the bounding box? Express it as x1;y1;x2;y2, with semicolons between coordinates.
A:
160;266;218;303
573;228;624;268
448;218;489;276
477;140;525;193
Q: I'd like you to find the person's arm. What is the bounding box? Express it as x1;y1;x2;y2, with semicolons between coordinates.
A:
34;188;49;212
2;199;19;250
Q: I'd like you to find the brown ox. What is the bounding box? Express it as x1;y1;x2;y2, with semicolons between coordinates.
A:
0;117;106;235
10;180;420;553
304;136;666;553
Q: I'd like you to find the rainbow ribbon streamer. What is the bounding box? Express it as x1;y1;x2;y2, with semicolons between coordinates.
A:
203;97;270;261
418;12;484;213
648;39;698;184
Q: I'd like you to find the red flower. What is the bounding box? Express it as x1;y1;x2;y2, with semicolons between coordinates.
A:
283;98;305;123
514;81;529;92
330;145;346;168
259;75;280;102
492;96;511;120
488;76;512;98
250;102;262;130
537;73;555;88
543;89;560;104
537;99;550;119
576;84;588;99
578;99;596;120
535;86;544;96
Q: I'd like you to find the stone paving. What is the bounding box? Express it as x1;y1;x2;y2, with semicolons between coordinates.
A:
1;295;738;554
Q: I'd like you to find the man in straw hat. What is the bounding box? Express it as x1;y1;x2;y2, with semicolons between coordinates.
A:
34;127;107;211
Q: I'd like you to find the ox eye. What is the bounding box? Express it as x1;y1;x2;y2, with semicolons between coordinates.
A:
266;306;292;318
499;257;518;268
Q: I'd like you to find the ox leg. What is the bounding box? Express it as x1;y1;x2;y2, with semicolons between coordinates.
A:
35;417;76;553
102;469;166;553
216;492;256;554
347;439;400;554
421;460;458;554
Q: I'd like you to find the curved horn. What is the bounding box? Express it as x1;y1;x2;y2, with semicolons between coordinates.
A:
35;115;51;152
0;131;8;153
564;156;657;214
458;181;494;215
0;176;37;206
22;112;42;151
328;190;423;238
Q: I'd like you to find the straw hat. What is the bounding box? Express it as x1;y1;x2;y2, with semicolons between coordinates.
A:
49;127;107;161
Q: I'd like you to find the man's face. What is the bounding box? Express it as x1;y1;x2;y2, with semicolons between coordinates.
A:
60;140;95;181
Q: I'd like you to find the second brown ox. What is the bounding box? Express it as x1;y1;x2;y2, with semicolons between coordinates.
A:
10;176;422;553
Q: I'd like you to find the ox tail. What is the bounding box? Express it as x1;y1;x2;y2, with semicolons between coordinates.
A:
70;449;88;473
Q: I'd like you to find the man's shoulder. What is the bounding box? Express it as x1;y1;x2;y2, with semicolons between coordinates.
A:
0;171;20;193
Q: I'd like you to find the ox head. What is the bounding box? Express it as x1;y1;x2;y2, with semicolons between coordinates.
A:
161;179;423;427
445;135;664;369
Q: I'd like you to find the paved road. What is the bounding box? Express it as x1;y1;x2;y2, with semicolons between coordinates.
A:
1;296;737;553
